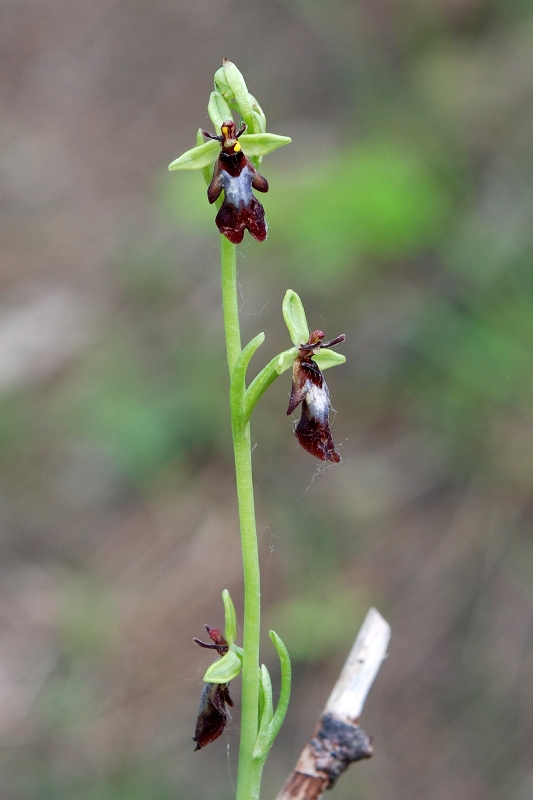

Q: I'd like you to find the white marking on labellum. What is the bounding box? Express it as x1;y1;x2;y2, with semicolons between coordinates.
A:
220;166;254;207
305;381;330;424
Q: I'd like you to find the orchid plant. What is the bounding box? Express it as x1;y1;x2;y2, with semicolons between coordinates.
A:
169;59;346;800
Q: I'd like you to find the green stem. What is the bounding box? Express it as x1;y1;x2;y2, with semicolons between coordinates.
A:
221;236;242;373
220;235;263;800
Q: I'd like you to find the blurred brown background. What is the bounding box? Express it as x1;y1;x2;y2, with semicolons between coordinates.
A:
1;0;532;798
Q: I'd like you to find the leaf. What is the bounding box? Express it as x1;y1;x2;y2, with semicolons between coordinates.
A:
254;665;274;758
231;333;266;419
253;632;292;761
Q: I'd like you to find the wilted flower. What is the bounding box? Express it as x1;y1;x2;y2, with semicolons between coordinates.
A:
193;626;234;751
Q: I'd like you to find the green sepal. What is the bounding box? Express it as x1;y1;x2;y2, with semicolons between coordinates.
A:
203;649;242;683
168;139;219;171
282;290;310;346
208;91;233;131
222;589;237;647
239;133;291;157
314;350;346;370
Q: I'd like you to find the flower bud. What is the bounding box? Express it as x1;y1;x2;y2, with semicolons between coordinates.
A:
222;58;256;134
208;90;234;131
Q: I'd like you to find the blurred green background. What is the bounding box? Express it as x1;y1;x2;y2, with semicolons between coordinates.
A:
0;1;532;798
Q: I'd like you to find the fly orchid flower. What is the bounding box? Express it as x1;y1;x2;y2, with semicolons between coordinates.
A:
193;626;234;750
202;120;269;243
240;291;346;459
168;59;290;242
287;330;346;462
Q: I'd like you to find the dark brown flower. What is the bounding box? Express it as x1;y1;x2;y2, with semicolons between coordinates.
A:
193;625;233;751
203;120;268;243
287;330;345;463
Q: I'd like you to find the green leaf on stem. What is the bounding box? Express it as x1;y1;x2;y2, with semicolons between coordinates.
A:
282;290;310;346
254;665;274;759
222;589;237;647
231;332;266;417
268;631;291;739
203;649;242;683
253;631;292;760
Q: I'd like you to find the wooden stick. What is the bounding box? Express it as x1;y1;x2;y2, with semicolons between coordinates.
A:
275;608;391;800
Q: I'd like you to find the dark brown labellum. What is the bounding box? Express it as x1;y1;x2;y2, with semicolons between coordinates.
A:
203;120;268;244
193;682;234;750
287;330;345;463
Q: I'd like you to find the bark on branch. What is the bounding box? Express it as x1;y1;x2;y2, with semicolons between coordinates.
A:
275;607;391;800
